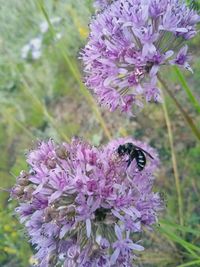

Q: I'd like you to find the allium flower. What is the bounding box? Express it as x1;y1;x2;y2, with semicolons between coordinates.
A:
82;0;200;114
11;137;163;267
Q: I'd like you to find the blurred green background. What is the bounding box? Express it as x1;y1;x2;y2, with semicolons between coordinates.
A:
0;0;200;266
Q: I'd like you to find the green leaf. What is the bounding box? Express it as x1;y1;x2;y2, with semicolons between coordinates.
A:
160;219;200;236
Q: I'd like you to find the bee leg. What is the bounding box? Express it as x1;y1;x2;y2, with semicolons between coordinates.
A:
126;158;132;168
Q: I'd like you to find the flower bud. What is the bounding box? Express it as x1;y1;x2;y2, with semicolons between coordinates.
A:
44;207;57;223
56;145;69;159
46;158;57;169
12;185;24;198
67;245;80;259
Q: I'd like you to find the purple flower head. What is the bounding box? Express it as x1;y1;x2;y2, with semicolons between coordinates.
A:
11;137;163;266
82;0;199;114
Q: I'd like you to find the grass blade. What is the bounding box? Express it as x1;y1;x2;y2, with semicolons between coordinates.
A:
160;88;184;227
158;74;200;141
159;226;200;258
176;260;200;267
160;219;200;236
173;66;200;114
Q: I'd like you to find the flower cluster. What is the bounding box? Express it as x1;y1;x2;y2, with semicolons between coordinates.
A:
11;137;162;267
82;0;200;114
21;17;62;61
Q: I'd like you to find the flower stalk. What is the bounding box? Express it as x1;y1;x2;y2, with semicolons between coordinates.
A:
161;89;184;227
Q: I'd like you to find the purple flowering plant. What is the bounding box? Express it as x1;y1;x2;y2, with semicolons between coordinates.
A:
9;0;200;266
11;137;163;266
83;0;200;115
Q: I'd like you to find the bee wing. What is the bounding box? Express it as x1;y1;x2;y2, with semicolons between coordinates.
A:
134;145;154;159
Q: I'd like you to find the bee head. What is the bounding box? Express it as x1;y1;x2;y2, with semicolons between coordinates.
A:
117;145;126;156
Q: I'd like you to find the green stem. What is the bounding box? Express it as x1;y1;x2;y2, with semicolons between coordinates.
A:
161;90;184;227
36;0;112;141
158;74;200;141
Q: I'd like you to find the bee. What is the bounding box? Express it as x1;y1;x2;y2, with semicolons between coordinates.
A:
117;143;153;171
